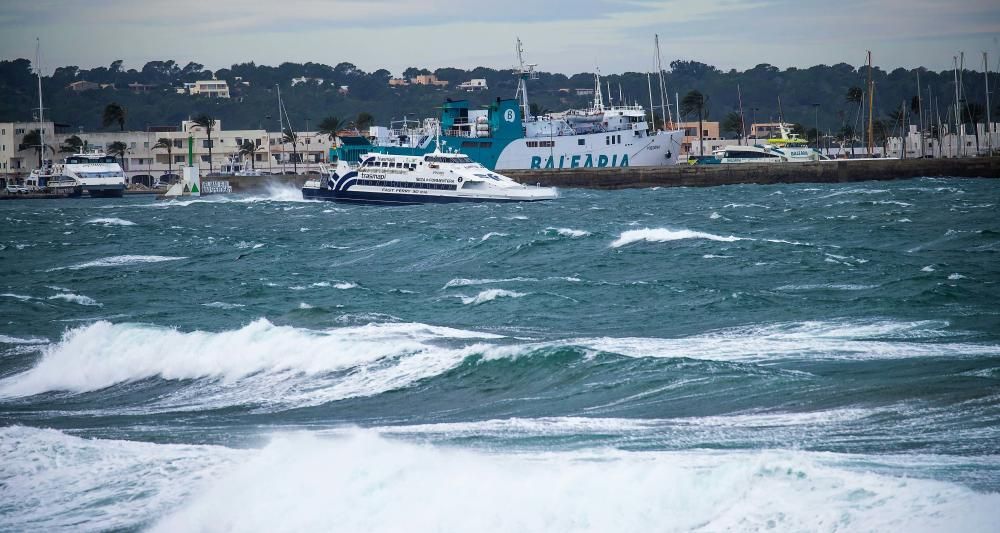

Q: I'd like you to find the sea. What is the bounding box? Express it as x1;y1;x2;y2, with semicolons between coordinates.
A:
1;178;998;532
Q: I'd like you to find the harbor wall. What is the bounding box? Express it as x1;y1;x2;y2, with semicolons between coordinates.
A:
504;157;1000;189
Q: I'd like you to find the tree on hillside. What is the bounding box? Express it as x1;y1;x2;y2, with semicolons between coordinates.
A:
152;137;175;178
281;129;299;174
317;116;344;141
192;114;216;174
723;111;745;144
102;102;127;131
680;90;708;155
59;135;84;154
355;112;374;131
239;139;261;170
107;141;128;169
20;129;52;167
529;103;550;117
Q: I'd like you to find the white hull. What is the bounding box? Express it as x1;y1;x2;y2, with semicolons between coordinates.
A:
495;130;683;170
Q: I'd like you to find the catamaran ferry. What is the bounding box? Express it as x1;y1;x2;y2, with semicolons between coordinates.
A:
302;150;557;204
29;150;127;197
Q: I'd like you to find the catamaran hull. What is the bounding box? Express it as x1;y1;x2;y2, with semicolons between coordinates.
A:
86;185;125;198
302;187;550;204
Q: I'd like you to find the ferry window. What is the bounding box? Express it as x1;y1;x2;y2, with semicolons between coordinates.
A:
617;135;621;144
578;139;585;145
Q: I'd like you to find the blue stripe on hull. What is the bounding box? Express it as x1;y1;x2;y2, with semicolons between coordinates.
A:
302;188;525;205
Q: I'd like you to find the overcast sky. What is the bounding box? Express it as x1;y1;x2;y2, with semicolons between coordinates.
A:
2;0;998;75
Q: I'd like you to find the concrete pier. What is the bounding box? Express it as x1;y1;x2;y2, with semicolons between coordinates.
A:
504;157;999;189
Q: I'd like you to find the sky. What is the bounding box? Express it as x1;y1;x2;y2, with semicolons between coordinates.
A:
1;0;999;75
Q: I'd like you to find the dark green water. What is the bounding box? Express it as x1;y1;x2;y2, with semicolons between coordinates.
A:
1;178;998;531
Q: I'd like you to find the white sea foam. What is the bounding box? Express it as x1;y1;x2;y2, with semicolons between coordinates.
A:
47;293;102;306
459;289;526;305
48;255;186;271
1;293;34;301
573;319;999;363
776;283;878;291
0;319;504;410
147;429;1000;533
443;277;537;289
298;302;314;310
201;302;245;310
948;273;965;280
922;265;936;272
480;232;509;241
85;217;136;226
333;282;357;290
547;227;591;238
611;228;743;248
0;334;48;345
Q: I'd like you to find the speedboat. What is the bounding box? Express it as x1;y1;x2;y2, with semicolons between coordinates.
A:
302;150;557;204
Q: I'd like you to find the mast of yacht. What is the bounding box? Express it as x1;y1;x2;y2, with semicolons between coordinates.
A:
917;70;924;158
35;38;45;169
647;73;656;130
514;38;536;122
866;51;874;156
654;35;672;128
985;52;992;157
737;84;747;145
953;56;962;157
593;70;604;111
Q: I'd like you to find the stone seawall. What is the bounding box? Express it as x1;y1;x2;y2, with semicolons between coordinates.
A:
218;158;998;193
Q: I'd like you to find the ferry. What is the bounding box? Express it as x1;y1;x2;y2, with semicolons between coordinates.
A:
29;150;127;197
334;40;683;171
302;148;557;204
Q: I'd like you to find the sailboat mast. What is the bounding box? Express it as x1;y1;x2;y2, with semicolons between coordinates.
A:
953;56;961;157
917;70;924;158
654;35;670;127
737;83;746;145
985;52;992;157
867;51;874;156
647;72;656;130
36;38;44;166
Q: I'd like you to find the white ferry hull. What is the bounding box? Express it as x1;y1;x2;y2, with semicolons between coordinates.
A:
494;130;683;170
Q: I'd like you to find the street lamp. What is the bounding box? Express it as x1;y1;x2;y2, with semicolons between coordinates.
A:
812;103;820;151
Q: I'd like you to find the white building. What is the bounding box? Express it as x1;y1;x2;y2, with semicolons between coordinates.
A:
1;120;336;186
188;79;230;98
457;79;488;91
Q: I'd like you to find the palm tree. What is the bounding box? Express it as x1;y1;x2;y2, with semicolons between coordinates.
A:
845;87;863;106
59;135;84;154
192;114;216;174
152;137;174;178
722;111;744;145
317;116;344;141
20;129;52;167
680;90;708;155
281;128;299;174
238;139;260;169
355;112;375;132
107;141;128;169
963;102;985;154
102;102;127;131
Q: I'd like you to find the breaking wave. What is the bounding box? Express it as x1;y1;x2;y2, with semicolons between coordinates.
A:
84;217;136;226
611;228;743;248
48;255;186;271
459;289;526;305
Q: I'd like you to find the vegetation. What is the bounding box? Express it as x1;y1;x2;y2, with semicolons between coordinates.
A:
680;90;708;155
722;111;745;144
59;134;84;153
107;141;128;166
102;102;127;131
20;129;51;166
281;128;299;173
317;116;344;140
192;114;216;173
238;139;260;169
152;137;174;176
0;57;994;153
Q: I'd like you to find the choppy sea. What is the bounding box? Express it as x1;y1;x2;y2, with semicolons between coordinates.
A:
1;178;999;532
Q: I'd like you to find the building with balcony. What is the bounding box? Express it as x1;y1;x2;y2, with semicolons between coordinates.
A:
457;79;488;91
188;79;230;98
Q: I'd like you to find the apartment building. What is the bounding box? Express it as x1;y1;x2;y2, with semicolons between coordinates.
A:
188;79;230;98
0;121;55;185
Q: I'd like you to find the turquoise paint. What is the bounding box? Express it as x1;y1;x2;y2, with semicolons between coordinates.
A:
570;155;581;168
530;156;542;169
584;154;593;168
597;155;609;167
544;156;554;169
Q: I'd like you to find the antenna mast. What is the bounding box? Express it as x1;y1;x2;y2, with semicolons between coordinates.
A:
514;38;537;121
647;72;656;130
35;38;45;167
867;51;874;156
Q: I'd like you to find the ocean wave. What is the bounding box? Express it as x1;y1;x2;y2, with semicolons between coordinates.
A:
459;289;526;305
146;429;1000;533
611;228;744;248
201;302;246;310
1;293;34;301
573;319;999;363
85;217;136;226
443;277;537;289
480;232;509;241
546;227;591;238
47;293;102;306
0;319;505;409
48;255;186;271
0;334;48;345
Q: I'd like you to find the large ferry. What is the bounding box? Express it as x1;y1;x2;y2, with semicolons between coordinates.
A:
334;40;683;171
302;148;557;204
30;150;127;197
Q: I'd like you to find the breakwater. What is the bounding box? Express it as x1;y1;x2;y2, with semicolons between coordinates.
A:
505;157;999;189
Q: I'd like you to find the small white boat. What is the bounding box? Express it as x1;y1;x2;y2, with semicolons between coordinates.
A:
302;150;557;204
